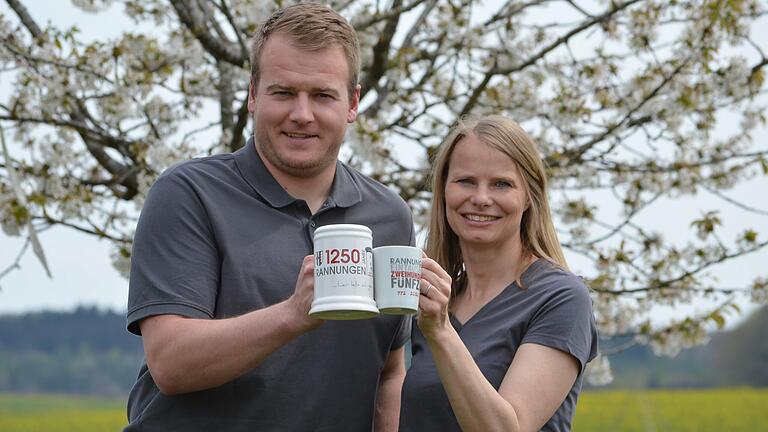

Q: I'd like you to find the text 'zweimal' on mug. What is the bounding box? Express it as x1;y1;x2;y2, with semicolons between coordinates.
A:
374;246;422;315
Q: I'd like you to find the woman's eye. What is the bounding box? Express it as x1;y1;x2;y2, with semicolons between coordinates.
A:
494;181;512;188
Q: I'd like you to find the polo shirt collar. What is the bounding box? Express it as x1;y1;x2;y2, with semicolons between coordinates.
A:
234;136;362;209
327;157;362;208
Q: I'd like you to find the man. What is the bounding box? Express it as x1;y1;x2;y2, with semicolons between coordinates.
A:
124;4;414;431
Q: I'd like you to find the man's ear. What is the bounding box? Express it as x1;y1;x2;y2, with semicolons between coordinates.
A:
347;84;361;123
248;78;257;113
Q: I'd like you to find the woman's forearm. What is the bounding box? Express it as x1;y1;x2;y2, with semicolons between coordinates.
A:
425;328;520;432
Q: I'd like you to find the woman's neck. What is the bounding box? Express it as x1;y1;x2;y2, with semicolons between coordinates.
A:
460;239;533;300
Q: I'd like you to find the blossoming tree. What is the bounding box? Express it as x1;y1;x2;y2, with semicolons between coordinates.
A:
1;0;767;382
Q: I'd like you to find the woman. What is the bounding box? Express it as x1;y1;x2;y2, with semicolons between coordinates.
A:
400;115;597;431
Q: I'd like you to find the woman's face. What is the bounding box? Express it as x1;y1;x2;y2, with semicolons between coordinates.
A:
444;134;529;250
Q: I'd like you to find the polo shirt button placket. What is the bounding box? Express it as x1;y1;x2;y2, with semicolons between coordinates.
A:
306;220;317;245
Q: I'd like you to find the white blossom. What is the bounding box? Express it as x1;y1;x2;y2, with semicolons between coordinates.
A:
110;243;131;279
71;0;115;13
585;354;613;386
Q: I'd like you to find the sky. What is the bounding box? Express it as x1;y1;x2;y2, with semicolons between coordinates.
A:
0;2;767;328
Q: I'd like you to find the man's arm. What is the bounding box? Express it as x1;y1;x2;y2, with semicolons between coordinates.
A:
140;255;322;395
373;346;406;432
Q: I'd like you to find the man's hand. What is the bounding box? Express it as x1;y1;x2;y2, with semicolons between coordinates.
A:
286;254;324;333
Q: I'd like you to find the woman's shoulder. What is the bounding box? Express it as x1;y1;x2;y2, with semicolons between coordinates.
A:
523;259;591;299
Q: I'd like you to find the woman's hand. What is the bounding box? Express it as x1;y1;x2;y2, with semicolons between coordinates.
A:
417;253;453;340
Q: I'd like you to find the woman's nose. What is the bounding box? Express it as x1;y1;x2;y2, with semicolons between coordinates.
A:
469;186;492;207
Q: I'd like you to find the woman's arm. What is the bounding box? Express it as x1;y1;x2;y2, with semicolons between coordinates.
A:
374;346;406;432
418;257;579;432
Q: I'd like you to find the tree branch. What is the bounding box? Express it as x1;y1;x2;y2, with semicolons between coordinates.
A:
360;0;403;97
557;58;689;166
5;0;42;38
459;0;642;117
33;215;132;243
170;0;246;67
217;63;235;142
214;0;250;60
230;92;249;152
483;0;551;28
596;239;768;295
352;0;427;30
0;238;30;286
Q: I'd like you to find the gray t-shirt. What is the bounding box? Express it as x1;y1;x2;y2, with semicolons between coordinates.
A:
400;259;598;432
125;138;414;431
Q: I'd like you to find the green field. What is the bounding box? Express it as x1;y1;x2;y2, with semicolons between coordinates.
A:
1;388;766;431
0;394;125;431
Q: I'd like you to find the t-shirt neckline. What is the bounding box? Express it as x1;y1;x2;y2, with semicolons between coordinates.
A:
449;258;546;329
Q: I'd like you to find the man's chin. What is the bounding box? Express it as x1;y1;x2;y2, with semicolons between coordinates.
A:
278;159;334;178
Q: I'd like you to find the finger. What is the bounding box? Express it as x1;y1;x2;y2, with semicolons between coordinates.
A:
417;294;445;319
420;268;450;298
419;282;435;297
301;254;314;271
420;261;451;295
420;267;440;287
417;294;440;313
419;280;449;311
419;279;430;295
421;257;452;282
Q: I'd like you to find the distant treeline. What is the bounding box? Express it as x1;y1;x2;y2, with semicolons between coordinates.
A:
591;305;768;389
0;305;766;396
0;306;142;396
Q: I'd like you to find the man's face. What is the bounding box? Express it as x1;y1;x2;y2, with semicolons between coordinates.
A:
248;34;360;179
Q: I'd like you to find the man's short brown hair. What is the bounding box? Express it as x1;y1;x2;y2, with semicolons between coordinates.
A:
251;3;361;100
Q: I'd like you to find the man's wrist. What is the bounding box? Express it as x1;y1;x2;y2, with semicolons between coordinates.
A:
279;297;320;335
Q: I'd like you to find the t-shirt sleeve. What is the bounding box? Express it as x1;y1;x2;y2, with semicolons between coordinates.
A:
391;314;412;350
126;170;220;335
522;275;598;372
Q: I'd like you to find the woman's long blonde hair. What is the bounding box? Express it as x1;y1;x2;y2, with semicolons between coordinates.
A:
425;115;567;296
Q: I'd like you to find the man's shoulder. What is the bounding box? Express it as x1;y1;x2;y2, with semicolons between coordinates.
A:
158;153;237;182
340;162;409;209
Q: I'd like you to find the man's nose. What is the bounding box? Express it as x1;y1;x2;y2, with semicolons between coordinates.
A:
290;94;313;124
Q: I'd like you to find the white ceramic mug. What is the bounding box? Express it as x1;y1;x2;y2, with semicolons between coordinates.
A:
309;224;379;320
373;246;422;315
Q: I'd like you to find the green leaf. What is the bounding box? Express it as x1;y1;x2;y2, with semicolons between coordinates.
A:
710;312;725;329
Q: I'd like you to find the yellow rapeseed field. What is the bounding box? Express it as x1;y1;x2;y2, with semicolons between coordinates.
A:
1;388;766;431
573;388;768;431
0;393;126;431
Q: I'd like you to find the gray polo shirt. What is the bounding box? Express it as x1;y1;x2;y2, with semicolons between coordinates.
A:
125;137;414;431
400;259;598;432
